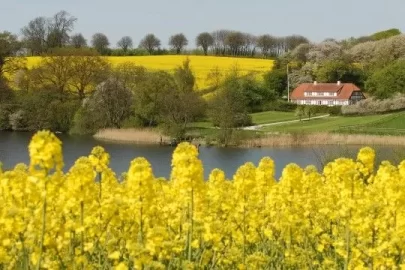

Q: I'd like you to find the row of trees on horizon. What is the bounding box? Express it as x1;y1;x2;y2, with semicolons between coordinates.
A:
4;10;400;58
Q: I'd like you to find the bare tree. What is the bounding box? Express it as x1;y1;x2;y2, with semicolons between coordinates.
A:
47;10;77;48
225;31;245;56
69;52;111;99
70;33;87;48
91;33;110;54
139;33;161;55
117;36;133;52
285;35;309;51
21;17;48;55
196;32;214;55
169;33;188;54
212;30;230;55
257;35;276;57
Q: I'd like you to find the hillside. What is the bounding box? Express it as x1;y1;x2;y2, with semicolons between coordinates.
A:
24;55;274;90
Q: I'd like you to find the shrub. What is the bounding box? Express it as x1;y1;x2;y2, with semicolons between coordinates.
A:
342;94;405;115
0;104;16;130
262;100;298;112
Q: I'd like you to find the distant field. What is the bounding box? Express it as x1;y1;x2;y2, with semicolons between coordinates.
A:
23;55;274;90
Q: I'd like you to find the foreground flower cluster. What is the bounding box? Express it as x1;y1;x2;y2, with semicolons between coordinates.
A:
1;131;405;269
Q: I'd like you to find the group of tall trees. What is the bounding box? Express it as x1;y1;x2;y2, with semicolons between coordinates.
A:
12;10;310;58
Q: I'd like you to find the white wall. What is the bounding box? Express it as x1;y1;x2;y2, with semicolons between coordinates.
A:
295;99;349;106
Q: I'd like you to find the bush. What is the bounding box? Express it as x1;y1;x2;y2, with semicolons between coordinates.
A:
262;100;298;112
0;104;16;130
342;94;405;115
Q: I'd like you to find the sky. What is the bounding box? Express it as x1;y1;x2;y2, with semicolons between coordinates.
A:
1;0;404;48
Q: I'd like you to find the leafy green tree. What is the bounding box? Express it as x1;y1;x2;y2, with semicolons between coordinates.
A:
239;75;275;112
263;68;287;97
315;60;364;87
160;59;205;138
366;60;405;99
371;28;401;41
209;71;251;129
209;71;252;145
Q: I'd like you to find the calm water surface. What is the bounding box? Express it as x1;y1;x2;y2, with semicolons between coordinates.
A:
1;132;403;179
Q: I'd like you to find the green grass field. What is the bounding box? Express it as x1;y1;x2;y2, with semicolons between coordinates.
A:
261;114;395;133
250;111;297;125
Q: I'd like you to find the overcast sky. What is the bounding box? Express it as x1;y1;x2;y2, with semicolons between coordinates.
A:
1;0;404;48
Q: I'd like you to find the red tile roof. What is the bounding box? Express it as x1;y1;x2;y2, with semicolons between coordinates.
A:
290;83;361;100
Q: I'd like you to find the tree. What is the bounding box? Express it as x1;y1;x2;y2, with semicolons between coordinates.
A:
91;33;110;54
160;61;205;138
139;34;161;55
21;11;77;53
315;60;364;87
31;55;73;93
117;36;133;52
196;32;214;55
209;72;252;145
306;40;343;63
70;33;87;48
239;75;274;112
290;43;312;63
366;60;405;99
295;106;304;121
371;28;401;41
29;49;110;96
285;35;309;51
173;58;195;92
212;30;230;55
263;68;287;97
134;71;172;126
46;10;77;48
0;31;23;77
225;31;245;56
74;78;133;133
21;17;48;55
68;51;111;99
169;33;188;54
257;35;276;57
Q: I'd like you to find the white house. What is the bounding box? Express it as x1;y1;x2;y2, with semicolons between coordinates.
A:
290;81;365;106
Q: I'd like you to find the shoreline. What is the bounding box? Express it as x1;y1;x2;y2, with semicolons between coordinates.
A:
93;128;405;148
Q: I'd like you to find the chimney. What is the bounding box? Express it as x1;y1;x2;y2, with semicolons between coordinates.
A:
313;81;317;85
337;81;341;85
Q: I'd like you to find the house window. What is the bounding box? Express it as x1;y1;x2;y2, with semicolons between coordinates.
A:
305;100;311;105
328;100;333;105
317;101;322;105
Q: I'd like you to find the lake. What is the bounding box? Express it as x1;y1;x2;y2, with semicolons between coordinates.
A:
1;131;404;179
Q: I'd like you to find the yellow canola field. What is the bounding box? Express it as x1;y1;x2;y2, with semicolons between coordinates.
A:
1;130;405;269
25;55;274;90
